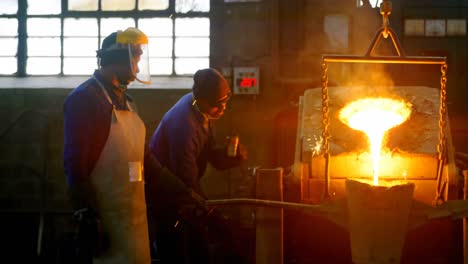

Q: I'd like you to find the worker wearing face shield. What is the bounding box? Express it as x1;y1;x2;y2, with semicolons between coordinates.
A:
146;68;248;264
63;27;156;263
64;27;204;264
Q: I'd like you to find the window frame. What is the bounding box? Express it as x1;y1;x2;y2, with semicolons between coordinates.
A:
1;0;211;77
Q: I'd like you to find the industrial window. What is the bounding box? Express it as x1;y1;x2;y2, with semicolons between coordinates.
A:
404;18;466;37
0;0;210;76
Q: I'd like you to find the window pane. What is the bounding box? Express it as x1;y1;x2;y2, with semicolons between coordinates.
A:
28;18;61;37
102;0;135;11
425;19;446;37
139;18;172;37
176;0;209;13
0;57;16;74
175;58;209;75
64;18;98;36
100;18;135;40
447;19;466;36
64;57;97;74
28;38;61;56
404;19;425;36
0;38;17;56
139;0;168;10
69;0;98;11
0;19;18;36
150;58;172;75
27;57;60;74
149;37;172;57
175;37;209;56
175;18;209;36
64;37;99;56
27;0;61;14
0;0;18;15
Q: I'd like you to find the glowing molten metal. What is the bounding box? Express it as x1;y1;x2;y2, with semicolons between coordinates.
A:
339;98;412;185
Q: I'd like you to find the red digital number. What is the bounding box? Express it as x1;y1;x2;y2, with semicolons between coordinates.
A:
239;78;257;88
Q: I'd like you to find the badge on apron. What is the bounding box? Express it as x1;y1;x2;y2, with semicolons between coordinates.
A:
129;161;143;182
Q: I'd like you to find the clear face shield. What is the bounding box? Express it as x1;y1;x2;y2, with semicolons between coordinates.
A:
128;43;151;84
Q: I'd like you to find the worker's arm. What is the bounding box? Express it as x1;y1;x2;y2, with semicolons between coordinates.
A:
63;91;99;213
144;144;205;208
165;124;205;194
64;90;111;257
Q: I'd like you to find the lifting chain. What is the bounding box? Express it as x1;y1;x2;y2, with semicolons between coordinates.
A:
321;59;331;200
434;63;448;206
321;59;330;159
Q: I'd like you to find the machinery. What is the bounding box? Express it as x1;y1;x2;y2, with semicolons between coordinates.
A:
207;1;468;263
294;0;454;206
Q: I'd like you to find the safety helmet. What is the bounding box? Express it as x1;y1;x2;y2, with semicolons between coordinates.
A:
97;27;151;84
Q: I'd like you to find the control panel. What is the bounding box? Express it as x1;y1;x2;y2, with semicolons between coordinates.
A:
232;67;259;95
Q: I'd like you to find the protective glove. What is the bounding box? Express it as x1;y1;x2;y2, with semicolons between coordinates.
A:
189;189;207;209
177;189;208;219
235;143;248;161
73;208;109;257
209;143;248;170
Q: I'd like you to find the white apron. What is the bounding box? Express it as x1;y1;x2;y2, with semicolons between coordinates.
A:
90;78;151;264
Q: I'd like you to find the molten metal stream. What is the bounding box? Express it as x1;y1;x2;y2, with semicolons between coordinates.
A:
339;98;411;185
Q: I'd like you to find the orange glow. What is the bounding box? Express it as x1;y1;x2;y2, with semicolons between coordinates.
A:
339;98;412;185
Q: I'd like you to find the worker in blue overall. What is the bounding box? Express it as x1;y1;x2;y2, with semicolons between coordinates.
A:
147;68;248;263
63;27;153;264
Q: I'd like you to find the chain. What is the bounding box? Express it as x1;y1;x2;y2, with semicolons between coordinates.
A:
434;63;448;205
321;59;331;200
321;60;330;158
438;63;448;159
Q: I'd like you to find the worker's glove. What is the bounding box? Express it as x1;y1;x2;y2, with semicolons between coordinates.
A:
189;189;207;209
73;208;109;257
175;189;212;230
178;204;206;220
178;190;208;217
236;143;248;161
